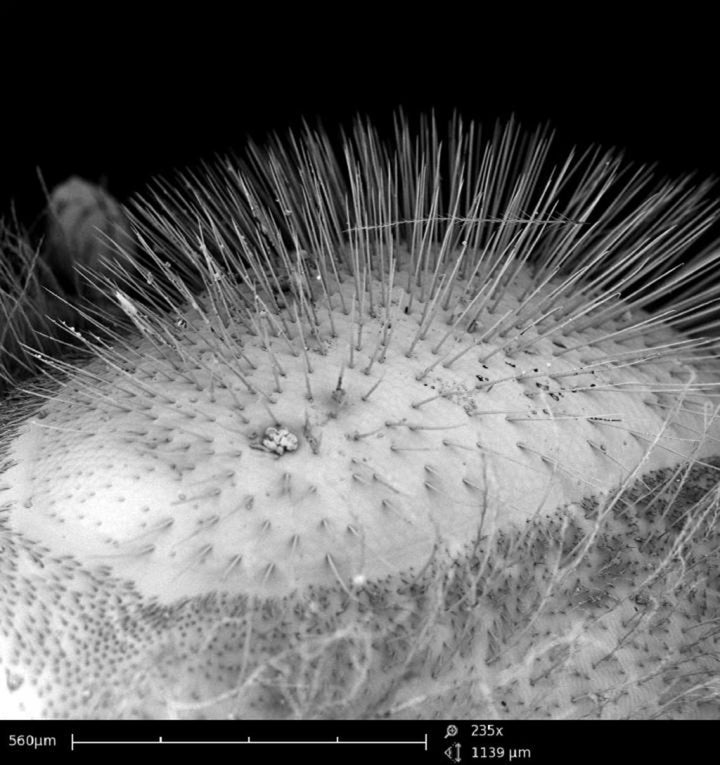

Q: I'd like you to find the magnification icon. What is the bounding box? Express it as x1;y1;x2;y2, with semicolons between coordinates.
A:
445;725;458;738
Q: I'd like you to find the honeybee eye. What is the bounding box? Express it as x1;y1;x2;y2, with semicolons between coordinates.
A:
1;112;719;723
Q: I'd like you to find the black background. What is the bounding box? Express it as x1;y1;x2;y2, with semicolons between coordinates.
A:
2;6;719;230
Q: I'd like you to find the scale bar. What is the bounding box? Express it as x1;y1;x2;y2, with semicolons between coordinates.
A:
71;734;428;751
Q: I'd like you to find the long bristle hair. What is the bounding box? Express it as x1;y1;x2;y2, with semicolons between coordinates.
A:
4;112;720;396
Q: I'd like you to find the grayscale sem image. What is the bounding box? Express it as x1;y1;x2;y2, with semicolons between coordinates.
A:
1;13;719;725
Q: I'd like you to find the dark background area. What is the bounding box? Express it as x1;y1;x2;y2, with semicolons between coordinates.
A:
1;6;719;233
